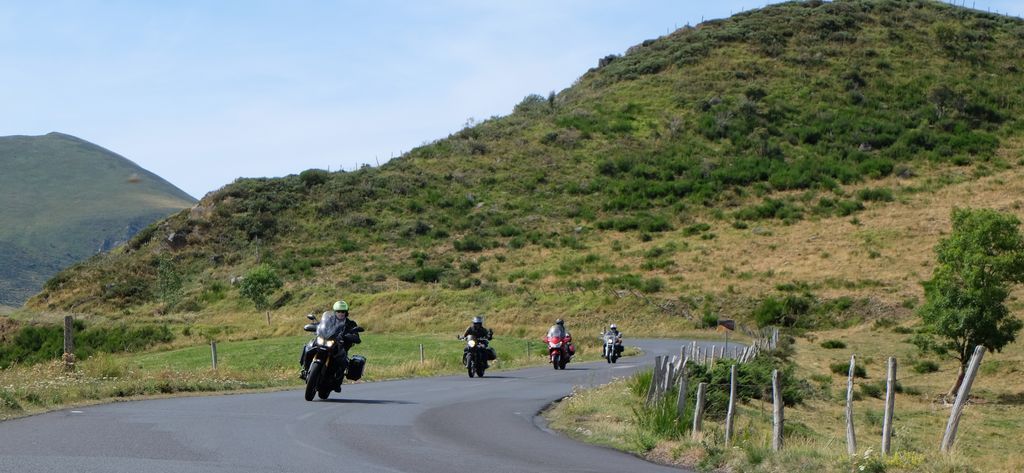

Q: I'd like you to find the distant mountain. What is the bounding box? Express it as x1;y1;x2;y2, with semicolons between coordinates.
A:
0;132;196;306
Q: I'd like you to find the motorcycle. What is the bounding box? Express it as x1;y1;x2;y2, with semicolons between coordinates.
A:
459;333;493;378
601;331;623;363
300;313;366;401
543;329;574;370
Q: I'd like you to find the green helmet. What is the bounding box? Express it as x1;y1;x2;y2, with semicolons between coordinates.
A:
333;300;349;311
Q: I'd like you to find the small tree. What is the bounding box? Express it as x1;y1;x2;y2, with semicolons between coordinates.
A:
238;264;282;311
915;208;1024;397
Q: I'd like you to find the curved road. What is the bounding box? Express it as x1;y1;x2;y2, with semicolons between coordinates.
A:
0;339;729;472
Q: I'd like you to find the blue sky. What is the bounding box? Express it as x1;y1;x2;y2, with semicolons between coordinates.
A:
2;1;1021;198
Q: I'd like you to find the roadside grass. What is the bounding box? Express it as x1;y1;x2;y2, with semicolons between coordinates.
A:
547;323;1024;472
0;332;640;420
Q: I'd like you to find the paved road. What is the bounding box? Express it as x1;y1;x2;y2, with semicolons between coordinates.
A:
0;338;730;473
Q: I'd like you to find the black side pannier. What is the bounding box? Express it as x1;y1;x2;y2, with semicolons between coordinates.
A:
486;347;497;361
346;355;366;381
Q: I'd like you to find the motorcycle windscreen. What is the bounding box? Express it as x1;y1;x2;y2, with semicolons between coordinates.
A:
316;314;345;338
547;325;566;338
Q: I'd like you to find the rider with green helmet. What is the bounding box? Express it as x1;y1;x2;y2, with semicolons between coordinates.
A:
299;300;362;378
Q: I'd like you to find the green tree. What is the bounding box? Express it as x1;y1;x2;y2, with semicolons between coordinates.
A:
915;208;1024;397
238;264;283;311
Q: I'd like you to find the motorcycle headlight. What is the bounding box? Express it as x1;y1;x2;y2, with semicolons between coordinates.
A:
316;336;325;345
325;340;335;348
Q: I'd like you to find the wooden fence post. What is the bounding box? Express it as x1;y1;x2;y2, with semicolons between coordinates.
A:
725;364;737;446
676;361;689;421
419;344;425;363
846;355;857;455
211;341;218;370
882;357;897;455
941;346;986;453
646;356;662;406
664;360;676;396
692;382;707;438
63;315;75;370
772;369;784;451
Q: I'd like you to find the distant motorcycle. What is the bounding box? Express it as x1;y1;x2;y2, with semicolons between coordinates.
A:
300;313;365;401
543;330;574;370
602;331;623;363
459;333;494;378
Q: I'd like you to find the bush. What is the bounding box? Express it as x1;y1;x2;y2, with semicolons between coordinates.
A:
398;266;445;283
298;169;330;188
699;310;719;329
752;294;813;327
238;264;283;310
453;235;485;252
820;339;846;349
830;362;867;378
912;360;940;374
856;187;894;202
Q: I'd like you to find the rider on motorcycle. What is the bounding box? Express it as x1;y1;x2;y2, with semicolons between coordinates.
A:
300;300;361;378
462;315;496;363
548;318;570;339
546;318;574;358
602;324;624;356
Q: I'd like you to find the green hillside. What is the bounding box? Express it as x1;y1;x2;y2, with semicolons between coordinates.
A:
28;1;1024;333
0;132;196;305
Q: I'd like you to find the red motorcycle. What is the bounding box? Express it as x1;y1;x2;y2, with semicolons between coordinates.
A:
543;329;574;370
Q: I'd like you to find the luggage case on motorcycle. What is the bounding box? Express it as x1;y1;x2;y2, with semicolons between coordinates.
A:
346;355;366;380
486;347;497;360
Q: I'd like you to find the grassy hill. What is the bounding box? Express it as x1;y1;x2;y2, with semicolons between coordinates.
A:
26;1;1024;338
0;132;196;306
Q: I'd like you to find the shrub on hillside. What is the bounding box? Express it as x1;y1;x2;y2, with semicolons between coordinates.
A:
912;360;940;374
830;362;867;378
820;339;846;349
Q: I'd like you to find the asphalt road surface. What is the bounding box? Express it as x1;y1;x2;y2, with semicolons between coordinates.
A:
0;338;732;473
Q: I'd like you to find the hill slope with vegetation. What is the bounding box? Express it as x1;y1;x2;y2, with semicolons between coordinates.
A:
0;132;196;306
27;1;1024;337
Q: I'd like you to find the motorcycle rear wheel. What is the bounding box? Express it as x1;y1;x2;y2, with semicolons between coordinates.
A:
304;362;322;401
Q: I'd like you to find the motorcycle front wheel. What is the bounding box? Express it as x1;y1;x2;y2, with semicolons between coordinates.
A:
304;362;322;401
552;354;561;370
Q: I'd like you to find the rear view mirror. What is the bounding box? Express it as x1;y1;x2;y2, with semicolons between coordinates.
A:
303;324;317;332
353;327;365;333
305;313;316;321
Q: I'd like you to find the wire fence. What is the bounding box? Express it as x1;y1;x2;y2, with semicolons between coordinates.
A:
642;336;988;455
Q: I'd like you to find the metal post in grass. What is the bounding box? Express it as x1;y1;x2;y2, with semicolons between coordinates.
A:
941;346;986;453
676;360;689;422
645;356;662;406
211;341;218;370
63;315;75;370
725;364;737;446
526;341;530;359
692;382;707;438
846;355;857;455
419;344;425;364
772;369;784;451
882;357;897;455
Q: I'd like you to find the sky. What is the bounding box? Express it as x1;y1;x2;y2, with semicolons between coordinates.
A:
2;0;1022;199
